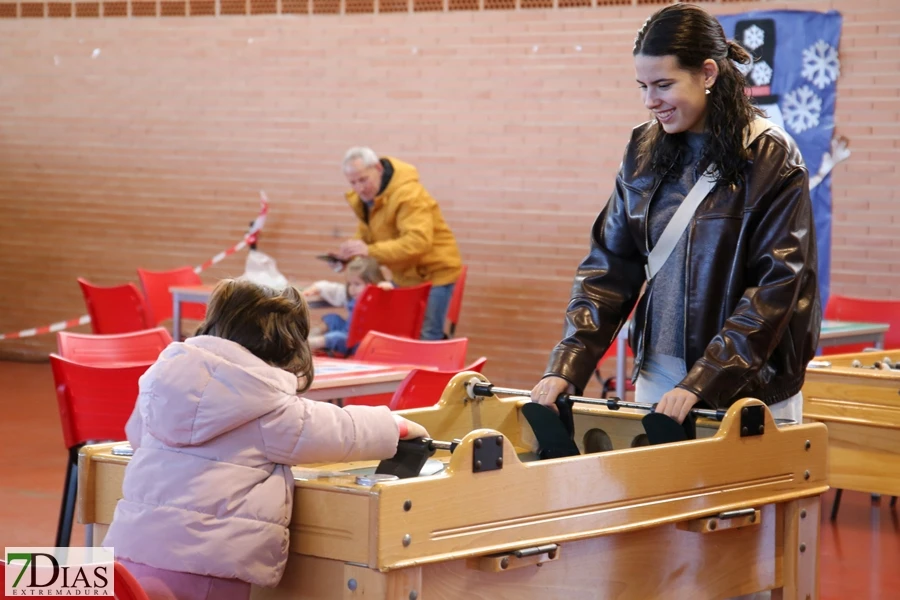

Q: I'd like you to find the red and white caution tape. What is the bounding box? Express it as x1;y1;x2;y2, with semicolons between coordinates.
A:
0;315;93;341
0;192;269;341
192;191;268;274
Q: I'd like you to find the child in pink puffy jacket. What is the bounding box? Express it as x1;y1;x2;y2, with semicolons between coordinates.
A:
104;279;428;600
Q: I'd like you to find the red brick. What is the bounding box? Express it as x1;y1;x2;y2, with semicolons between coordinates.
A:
0;0;899;387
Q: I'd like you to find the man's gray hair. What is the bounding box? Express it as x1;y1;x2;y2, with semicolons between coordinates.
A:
343;146;380;169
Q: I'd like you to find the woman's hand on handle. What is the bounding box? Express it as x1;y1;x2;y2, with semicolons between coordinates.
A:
530;376;573;413
656;388;700;424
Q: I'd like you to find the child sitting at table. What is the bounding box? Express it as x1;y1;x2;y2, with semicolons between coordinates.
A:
104;279;427;600
304;256;393;355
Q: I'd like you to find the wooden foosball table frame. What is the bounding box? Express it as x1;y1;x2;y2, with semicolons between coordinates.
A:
804;350;900;501
78;372;828;600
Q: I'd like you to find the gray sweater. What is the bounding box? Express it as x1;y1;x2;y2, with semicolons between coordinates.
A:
646;132;707;360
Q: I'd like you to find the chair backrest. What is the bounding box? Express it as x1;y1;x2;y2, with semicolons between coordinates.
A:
114;561;151;600
136;266;205;325
57;328;172;365
78;278;153;335
49;354;150;450
822;294;900;354
389;357;488;411
446;265;468;337
354;331;468;371
346;283;432;349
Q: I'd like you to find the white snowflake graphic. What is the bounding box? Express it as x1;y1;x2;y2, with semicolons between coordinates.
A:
735;60;753;77
743;25;765;51
801;40;840;89
751;60;773;86
782;86;823;134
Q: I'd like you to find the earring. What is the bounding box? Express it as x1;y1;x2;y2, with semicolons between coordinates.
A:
705;88;711;95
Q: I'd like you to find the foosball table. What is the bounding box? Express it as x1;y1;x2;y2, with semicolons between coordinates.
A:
804;350;900;514
78;372;828;600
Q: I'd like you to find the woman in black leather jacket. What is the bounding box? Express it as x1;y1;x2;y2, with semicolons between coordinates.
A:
531;3;821;425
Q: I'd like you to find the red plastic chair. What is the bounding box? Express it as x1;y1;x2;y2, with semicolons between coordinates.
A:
50;354;151;547
137;266;206;326
57;328;172;365
355;331;468;371
343;332;468;407
446;265;468;337
114;561;151;600
821;294;900;355
78;278;153;335
346;283;432;349
389;358;488;411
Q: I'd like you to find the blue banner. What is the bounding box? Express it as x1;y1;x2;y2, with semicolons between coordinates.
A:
718;10;843;306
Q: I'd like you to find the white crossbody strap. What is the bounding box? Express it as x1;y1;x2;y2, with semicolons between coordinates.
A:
644;118;773;281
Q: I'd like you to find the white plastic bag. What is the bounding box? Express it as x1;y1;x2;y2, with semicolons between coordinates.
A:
241;249;289;290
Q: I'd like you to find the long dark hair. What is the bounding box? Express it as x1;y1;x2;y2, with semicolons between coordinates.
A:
633;3;764;187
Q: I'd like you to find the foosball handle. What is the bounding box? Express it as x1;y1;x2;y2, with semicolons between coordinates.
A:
375;438;436;479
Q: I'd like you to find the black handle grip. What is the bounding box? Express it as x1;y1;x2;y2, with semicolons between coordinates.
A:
471;383;494;397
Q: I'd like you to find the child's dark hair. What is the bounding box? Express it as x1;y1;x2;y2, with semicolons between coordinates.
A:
195;280;314;392
633;3;764;187
345;256;387;285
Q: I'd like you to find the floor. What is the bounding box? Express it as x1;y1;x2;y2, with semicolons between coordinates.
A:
0;360;897;598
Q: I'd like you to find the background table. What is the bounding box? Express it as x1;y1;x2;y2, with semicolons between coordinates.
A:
170;284;328;340
612;319;891;399
308;357;414;402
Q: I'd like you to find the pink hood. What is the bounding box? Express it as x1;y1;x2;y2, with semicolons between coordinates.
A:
104;336;399;587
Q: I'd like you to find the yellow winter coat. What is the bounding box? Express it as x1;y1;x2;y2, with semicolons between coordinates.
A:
345;157;462;288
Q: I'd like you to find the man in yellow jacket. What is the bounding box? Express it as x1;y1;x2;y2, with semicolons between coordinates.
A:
339;147;462;340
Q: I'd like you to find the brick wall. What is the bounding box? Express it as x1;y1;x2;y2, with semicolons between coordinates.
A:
0;0;897;390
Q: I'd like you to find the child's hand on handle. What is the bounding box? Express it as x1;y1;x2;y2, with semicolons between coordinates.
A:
655;388;700;424
530;376;573;414
394;415;429;440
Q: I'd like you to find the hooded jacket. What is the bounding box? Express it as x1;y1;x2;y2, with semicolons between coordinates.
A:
346;157;462;287
104;336;400;587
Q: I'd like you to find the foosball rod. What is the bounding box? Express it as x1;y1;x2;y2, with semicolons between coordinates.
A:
467;382;727;421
